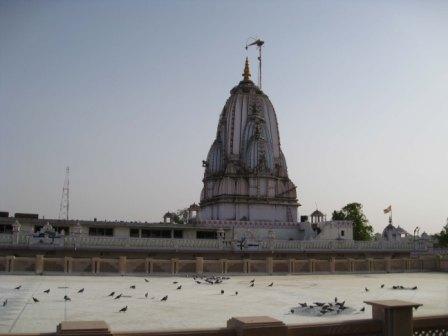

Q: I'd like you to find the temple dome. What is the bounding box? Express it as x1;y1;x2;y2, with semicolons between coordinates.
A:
199;58;299;222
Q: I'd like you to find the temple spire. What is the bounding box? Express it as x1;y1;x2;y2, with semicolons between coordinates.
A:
242;57;251;81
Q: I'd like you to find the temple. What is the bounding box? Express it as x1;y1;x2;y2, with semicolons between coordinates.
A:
199;59;298;222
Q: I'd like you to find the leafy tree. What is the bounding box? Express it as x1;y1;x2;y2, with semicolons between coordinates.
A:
332;202;373;241
434;220;448;247
172;208;189;224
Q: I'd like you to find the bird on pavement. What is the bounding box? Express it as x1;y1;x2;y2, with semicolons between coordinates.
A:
119;306;128;312
177;285;182;290
365;287;369;292
299;303;307;308
173;281;178;284
235;291;238;295
268;282;273;287
196;281;201;284
64;295;71;301
360;307;365;312
161;295;168;301
145;292;148;298
3;299;7;307
220;290;224;294
144;279;149;282
130;285;136;289
108;291;115;297
381;284;385;288
114;294;122;300
32;297;39;303
78;288;84;293
15;285;21;290
43;289;50;294
249;283;254;287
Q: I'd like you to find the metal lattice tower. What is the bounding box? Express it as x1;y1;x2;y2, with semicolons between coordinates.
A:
58;166;70;220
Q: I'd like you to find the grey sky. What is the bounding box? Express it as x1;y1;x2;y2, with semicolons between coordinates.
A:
1;0;447;234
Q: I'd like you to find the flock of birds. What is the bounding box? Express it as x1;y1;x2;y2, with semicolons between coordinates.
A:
1;278;419;316
290;283;420;316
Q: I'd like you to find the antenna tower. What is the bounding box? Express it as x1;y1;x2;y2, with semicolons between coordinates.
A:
245;37;265;89
58;166;70;220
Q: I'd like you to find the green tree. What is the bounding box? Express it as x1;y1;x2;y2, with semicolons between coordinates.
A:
434;220;448;247
171;208;189;224
332;202;373;241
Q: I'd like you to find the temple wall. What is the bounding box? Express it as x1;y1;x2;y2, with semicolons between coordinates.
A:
114;227;129;238
0;255;444;275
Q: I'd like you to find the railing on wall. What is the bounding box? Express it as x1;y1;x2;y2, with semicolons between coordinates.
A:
1;301;446;336
0;233;430;252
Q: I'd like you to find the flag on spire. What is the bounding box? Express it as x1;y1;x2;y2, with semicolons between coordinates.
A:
383;205;392;214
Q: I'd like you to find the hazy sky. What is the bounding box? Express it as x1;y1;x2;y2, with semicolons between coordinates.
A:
1;0;447;234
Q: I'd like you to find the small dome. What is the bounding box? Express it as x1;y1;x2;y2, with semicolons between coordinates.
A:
311;210;324;217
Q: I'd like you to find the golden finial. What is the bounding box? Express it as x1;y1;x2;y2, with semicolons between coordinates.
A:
242;57;251;81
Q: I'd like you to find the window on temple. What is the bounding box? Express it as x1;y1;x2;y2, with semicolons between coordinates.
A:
0;224;12;234
173;230;183;238
89;227;113;236
196;231;217;239
130;229;140;237
141;229;171;238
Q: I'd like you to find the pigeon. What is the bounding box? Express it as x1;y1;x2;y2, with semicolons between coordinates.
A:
44;289;50;294
360;307;365;312
64;295;71;301
144;279;149;283
108;291;115;297
2;299;7;307
173;281;178;284
14;286;21;290
119;306;128;312
268;282;273;287
114;294;122;300
249;283;254;287
32;297;39;303
412;286;418;290
290;309;295;314
334;297;338;303
161;295;168;301
78;288;84;293
130;285;136;289
365;287;369;292
314;302;325;307
145;292;148;298
299;302;307;308
250;279;255;283
196;281;201;284
381;284;385;288
235;291;238;295
220;290;224;294
176;285;182;290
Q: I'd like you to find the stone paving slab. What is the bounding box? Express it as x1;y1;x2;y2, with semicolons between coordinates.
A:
0;273;447;333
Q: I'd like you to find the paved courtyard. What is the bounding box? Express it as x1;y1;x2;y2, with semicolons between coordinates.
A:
0;273;447;333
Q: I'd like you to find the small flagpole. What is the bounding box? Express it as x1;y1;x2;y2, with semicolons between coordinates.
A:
389;206;393;225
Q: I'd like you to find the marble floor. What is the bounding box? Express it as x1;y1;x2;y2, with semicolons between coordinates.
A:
0;272;447;333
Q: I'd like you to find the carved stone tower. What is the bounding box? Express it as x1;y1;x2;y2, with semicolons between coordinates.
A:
199;59;299;222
